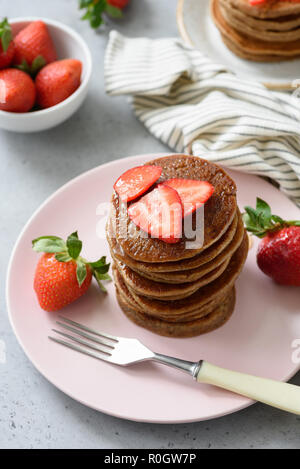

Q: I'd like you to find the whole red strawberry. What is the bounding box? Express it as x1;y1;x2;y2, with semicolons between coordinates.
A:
244;198;300;286
35;59;82;109
0;18;15;69
13;20;57;74
33;232;111;312
34;253;93;312
0;69;36;112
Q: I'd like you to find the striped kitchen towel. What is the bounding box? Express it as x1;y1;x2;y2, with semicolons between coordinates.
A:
105;31;300;208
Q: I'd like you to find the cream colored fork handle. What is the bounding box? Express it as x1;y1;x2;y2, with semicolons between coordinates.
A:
197;361;300;415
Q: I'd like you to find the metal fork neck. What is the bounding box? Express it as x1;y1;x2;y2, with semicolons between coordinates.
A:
152;353;203;379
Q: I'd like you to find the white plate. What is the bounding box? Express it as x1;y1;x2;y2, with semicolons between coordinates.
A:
177;0;300;88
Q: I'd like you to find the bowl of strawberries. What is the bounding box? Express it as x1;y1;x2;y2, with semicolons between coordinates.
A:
0;17;92;132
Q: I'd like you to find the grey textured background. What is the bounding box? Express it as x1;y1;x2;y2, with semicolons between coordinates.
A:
1;0;299;449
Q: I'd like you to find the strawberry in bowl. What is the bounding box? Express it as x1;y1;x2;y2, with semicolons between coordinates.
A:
0;18;15;69
13;19;57;75
35;58;82;109
244;198;300;286
0;68;36;112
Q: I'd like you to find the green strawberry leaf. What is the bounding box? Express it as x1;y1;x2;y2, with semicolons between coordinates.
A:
76;259;87;287
31;55;46;75
105;4;123;18
90;255;110;275
15;56;46;77
256;197;272;229
256;197;271;220
244;206;259;226
81;11;93;20
32;236;66;253
97;272;111;281
66;231;82;259
79;0;92;8
15;59;30;74
0;18;12;53
1;29;11;53
55;252;72;262
271;214;285;225
242;213;259;231
94;263;110;274
90;14;103;29
93;270;111;292
89;256;107;268
288;220;300;226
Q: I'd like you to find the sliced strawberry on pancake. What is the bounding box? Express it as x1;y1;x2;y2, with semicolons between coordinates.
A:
163;179;214;217
128;183;183;243
114;165;162;202
249;0;266;5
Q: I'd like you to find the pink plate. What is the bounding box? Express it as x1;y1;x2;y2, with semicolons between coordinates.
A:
6;153;300;423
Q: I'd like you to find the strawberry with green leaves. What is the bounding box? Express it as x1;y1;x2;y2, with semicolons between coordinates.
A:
35;59;82;109
0;18;15;69
79;0;129;29
243;198;300;286
33;232;111;312
13;20;57;76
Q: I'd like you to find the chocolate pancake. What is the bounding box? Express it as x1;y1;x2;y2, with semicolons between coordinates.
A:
226;0;300;19
116;287;236;338
219;1;300;42
114;265;232;323
127;232;248;316
220;33;298;61
107;212;243;283
212;0;300;60
113;255;230;300
111;155;237;263
219;0;300;32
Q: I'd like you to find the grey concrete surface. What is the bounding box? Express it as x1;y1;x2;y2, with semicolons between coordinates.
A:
1;0;299;449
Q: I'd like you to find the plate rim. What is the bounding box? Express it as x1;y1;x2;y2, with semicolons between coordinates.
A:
176;0;295;92
6;153;300;423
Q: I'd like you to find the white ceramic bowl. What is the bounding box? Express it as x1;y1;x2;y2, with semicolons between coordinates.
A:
0;17;92;132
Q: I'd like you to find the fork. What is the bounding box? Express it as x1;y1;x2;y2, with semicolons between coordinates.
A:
49;316;300;416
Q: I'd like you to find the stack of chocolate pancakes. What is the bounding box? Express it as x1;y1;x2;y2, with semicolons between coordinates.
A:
211;0;300;61
106;155;248;338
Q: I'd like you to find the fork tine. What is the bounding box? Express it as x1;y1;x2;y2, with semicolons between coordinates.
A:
52;329;112;356
58;316;119;342
55;321;115;349
49;336;111;363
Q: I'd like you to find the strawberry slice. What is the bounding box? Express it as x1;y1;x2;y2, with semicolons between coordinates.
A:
163;179;214;217
114;165;162;202
128;183;182;243
249;0;267;5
